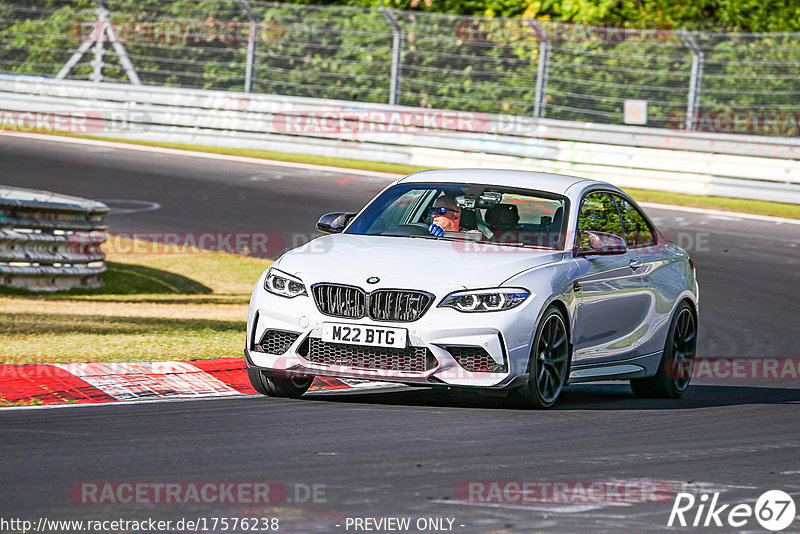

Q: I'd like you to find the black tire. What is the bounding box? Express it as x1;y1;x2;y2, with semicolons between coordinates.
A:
247;367;270;395
507;306;571;409
247;368;313;398
631;301;697;399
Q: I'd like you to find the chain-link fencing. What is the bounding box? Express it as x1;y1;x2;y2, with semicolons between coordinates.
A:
2;0;800;134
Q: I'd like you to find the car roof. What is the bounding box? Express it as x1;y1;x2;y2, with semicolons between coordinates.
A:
397;169;608;196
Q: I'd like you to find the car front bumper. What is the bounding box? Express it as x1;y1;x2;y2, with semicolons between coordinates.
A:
246;287;540;389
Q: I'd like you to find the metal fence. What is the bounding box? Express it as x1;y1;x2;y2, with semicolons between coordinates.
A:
2;1;800;134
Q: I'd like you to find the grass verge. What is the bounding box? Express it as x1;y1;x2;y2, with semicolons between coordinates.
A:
0;236;269;364
625;188;800;220
13;129;800;220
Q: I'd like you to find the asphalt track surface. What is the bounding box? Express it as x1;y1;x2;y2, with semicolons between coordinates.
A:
2;134;800;533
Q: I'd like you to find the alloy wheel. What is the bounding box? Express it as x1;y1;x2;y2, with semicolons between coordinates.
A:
670;308;696;391
535;313;569;403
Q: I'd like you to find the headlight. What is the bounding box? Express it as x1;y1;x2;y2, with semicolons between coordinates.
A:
264;268;308;298
439;288;530;312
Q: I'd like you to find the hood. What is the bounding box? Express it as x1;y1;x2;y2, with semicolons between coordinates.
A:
274;234;562;294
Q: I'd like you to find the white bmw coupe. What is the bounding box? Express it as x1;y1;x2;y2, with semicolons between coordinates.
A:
245;169;698;408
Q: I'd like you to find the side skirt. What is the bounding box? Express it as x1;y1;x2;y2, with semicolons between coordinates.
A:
568;351;663;383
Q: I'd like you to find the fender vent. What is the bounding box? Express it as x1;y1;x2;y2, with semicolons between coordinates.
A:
258;330;300;355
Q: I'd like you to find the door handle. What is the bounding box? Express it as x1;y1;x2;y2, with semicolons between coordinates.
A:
629;258;642;269
573;280;581;291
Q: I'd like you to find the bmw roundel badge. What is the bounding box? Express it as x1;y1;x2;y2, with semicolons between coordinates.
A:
366;276;380;284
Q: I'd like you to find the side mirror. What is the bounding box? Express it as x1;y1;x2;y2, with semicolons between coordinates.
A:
316;212;355;234
575;230;628;256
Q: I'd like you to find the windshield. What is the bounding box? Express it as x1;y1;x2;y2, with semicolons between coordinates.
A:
346;183;568;250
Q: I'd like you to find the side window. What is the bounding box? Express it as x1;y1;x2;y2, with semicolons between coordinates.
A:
496;194;564;226
615;195;655;247
365;189;429;233
577;192;624;247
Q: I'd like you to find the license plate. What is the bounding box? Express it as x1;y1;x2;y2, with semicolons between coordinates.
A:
321;322;407;349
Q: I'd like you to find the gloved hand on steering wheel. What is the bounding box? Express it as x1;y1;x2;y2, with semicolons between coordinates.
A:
428;223;445;237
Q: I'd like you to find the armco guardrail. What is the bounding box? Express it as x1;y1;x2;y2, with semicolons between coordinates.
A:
0;186;108;292
2;75;800;204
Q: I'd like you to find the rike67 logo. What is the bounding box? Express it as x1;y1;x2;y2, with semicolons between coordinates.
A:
668;490;796;531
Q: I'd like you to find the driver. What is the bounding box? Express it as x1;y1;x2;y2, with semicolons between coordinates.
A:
428;193;462;237
428;193;486;238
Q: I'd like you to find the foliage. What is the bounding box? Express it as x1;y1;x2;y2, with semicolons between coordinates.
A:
1;0;799;132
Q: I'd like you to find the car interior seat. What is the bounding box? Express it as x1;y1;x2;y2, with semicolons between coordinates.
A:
485;203;521;243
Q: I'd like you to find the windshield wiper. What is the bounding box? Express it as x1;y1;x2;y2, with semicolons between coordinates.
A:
448;236;552;250
491;241;551;250
377;233;553;249
379;234;441;240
